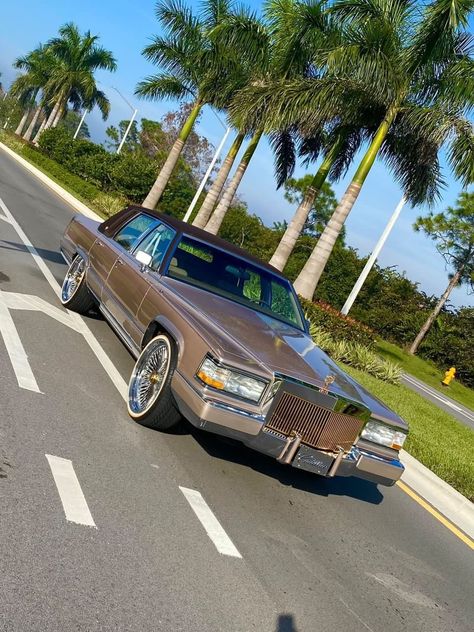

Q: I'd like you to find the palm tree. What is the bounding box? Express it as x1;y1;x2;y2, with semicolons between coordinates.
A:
231;0;474;298
204;129;262;233
137;0;245;210
192;131;245;227
11;45;55;141
34;23;116;141
202;0;330;234
409;192;474;354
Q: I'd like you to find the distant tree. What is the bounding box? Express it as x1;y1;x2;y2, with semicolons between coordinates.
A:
105;119;139;152
409;192;474;354
58;110;90;139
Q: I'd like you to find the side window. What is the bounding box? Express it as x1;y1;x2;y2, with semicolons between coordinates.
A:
113;214;157;251
134;223;176;271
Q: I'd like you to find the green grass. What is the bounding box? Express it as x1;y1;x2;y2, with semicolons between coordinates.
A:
376;339;474;411
342;364;474;501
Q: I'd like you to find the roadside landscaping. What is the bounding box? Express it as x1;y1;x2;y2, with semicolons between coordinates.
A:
343;364;474;502
377;339;474;411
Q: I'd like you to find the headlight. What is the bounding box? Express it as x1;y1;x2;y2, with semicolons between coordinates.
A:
197;357;267;403
361;420;407;450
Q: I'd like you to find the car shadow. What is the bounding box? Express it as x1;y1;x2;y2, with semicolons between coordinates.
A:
0;239;66;265
186;424;384;505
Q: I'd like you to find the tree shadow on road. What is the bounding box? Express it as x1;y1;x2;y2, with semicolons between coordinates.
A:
188;426;384;505
0;239;66;265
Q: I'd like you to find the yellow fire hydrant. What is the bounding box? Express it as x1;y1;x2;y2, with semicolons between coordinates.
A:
442;367;456;386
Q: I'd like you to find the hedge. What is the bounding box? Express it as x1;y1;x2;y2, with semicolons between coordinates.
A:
21;145;102;202
299;296;376;348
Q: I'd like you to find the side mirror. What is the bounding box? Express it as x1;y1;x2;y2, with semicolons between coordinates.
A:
136;250;152;271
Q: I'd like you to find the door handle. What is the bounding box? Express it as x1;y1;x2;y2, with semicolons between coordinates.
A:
116;258;125;266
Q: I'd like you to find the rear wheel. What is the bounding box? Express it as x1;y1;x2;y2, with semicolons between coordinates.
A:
61;255;94;313
128;334;182;431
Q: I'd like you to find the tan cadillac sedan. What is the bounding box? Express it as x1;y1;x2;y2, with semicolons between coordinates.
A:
60;206;407;487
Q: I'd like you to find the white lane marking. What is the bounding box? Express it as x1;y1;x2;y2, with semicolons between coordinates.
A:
0;196;128;402
46;454;96;527
179;486;242;558
0;213;11;224
0;290;41;393
3;291;83;331
403;374;474;421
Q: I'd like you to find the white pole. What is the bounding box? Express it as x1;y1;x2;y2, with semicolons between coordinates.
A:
182;127;231;223
73;110;88;139
341;195;406;315
117;108;138;154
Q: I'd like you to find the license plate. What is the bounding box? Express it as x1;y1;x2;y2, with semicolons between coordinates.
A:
293;445;334;476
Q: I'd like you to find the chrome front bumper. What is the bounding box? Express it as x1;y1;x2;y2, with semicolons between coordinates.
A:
171;371;404;487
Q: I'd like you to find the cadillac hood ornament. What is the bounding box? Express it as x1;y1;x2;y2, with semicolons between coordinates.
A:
320;374;336;395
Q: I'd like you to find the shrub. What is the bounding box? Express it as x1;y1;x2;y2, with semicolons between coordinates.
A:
300;296;376;347
21;145;101;202
309;322;403;384
109;151;157;201
91;193;128;218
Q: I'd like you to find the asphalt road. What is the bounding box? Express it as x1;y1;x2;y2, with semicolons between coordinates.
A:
401;374;474;431
0;147;473;632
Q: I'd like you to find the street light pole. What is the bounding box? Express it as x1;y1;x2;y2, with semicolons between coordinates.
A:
341;195;406;316
73;109;88;139
182;126;231;223
117;108;138;154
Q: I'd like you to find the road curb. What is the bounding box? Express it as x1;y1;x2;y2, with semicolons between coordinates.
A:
400;450;474;539
1;140;473;542
0;141;103;222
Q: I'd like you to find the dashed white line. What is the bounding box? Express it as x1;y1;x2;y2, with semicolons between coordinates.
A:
0;290;41;393
179;486;242;558
46;454;96;527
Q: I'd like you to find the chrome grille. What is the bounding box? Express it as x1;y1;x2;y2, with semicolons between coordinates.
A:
265;391;364;452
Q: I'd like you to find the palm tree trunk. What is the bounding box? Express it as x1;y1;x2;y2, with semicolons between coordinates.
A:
192;132;245;228
142;100;203;209
409;269;462;355
34;97;62;143
204;131;262;235
293;107;397;299
52;103;65;127
269;140;342;271
15;110;30;136
44;98;62;129
23;106;42;142
32;113;48;143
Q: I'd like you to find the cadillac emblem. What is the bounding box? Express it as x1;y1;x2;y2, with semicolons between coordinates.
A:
320;374;335;395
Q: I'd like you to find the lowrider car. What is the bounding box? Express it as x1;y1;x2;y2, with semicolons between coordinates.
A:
60;205;407;486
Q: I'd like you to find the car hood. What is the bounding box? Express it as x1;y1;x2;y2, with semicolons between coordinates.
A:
163;278;407;429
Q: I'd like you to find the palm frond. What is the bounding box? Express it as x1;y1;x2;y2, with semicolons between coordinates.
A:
269;128;297;187
135;73;194;100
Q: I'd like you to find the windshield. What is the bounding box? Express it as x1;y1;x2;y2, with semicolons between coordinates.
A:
166;236;304;330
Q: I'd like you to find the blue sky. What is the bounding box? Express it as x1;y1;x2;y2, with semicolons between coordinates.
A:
0;0;472;308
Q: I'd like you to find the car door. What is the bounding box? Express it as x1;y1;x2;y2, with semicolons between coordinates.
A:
88;213;158;301
103;221;176;349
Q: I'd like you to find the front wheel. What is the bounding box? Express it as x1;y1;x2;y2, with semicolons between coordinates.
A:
127;334;182;431
61;255;94;313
